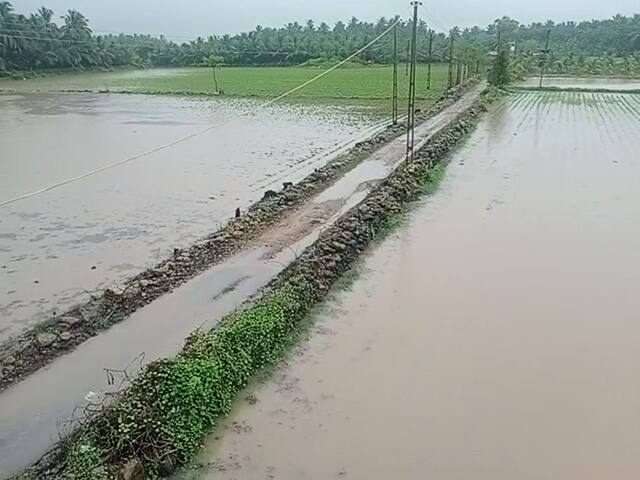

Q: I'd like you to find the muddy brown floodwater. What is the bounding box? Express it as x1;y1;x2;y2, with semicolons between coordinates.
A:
179;91;640;480
0;93;380;341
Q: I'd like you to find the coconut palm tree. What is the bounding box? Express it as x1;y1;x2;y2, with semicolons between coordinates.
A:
61;10;92;40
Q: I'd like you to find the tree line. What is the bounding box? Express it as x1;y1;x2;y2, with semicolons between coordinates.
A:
1;1;639;76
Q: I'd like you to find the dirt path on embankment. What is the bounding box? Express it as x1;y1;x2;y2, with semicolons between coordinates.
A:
0;82;477;393
0;83;486;478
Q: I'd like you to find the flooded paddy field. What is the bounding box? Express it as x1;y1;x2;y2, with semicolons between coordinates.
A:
0;66;450;106
0;92;380;341
519;76;640;90
182;91;640;480
0;86;485;476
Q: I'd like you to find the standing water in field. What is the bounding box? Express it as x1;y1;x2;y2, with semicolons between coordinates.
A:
180;92;640;480
0;92;380;341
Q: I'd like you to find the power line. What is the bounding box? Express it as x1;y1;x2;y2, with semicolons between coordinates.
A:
0;18;402;209
419;4;449;33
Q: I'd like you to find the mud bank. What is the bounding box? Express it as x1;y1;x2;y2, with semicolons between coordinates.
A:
21;85;487;479
0;81;478;392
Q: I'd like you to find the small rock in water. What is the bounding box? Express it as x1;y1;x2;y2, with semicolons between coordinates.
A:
91;266;97;270
36;332;57;347
331;241;347;252
263;190;277;199
120;458;144;480
106;285;127;297
2;355;16;366
84;391;99;403
59;316;82;327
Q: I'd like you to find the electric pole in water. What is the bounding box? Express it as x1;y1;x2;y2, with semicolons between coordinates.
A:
392;23;399;124
405;40;411;76
427;29;434;90
406;1;421;160
447;33;455;89
539;29;551;88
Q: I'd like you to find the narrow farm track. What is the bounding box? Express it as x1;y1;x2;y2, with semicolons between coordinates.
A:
183;91;640;480
0;84;486;477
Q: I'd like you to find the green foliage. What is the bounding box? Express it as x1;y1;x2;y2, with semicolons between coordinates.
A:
488;50;511;86
206;55;223;67
5;1;638;77
65;435;106;480
511;52;640;77
0;65;451;114
68;284;312;475
1;3;483;72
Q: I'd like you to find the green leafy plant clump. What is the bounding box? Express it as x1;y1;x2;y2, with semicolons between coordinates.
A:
63;284;316;478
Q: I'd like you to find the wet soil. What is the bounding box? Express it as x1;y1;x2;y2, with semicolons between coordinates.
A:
182;91;640;480
0;92;377;341
0;84;485;476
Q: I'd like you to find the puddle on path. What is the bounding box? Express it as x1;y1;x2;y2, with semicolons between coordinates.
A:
180;92;640;480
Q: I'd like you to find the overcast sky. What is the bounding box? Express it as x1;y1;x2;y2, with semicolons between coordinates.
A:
14;0;640;39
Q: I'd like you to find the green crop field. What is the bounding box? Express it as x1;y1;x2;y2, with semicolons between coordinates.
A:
0;64;451;113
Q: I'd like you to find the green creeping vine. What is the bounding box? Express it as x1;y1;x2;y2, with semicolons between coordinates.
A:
65;284;314;478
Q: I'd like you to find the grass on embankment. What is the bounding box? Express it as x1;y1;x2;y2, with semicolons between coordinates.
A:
0;64;450;112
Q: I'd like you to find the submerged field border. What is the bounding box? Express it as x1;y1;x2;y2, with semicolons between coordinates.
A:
22;84;491;480
0;80;478;392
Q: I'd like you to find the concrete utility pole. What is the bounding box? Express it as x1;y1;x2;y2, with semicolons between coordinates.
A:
427;29;434;90
406;1;422;160
405;40;411;76
392;23;399;124
447;33;455;88
539;29;551;88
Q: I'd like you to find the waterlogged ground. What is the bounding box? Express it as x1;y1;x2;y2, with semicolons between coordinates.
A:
0;89;485;476
519;76;640;90
180;91;640;479
0;92;380;340
0;66;450;105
